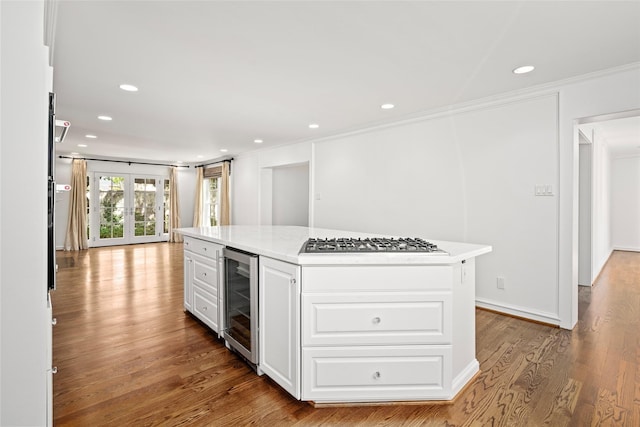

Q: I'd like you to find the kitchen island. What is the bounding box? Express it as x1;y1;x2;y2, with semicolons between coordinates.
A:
175;225;491;404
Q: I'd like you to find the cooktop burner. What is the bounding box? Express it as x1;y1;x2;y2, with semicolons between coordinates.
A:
300;237;447;254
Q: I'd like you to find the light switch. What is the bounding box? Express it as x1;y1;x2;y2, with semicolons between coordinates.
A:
535;184;554;196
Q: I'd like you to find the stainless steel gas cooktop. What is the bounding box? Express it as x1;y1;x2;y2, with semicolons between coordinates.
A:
300;237;447;254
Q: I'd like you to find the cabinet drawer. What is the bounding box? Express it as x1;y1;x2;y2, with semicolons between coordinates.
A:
302;265;452;292
303;293;451;346
302;346;452;401
193;257;217;291
193;287;219;332
184;236;221;259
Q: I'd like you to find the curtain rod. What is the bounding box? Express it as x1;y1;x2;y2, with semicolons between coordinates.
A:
195;158;233;168
58;155;190;168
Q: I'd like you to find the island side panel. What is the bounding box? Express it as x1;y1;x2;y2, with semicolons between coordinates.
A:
450;258;479;396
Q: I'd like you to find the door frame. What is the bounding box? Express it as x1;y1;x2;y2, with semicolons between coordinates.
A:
88;172;169;247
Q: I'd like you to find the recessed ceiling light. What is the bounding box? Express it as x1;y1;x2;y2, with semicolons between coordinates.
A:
77;144;88;148
85;134;97;139
254;139;263;143
220;149;228;153
513;65;535;74
197;155;204;159
381;104;395;110
309;123;319;129
70;152;79;155
97;115;112;121
119;84;138;92
176;160;183;164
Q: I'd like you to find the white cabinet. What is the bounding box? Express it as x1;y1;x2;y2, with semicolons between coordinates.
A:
183;252;193;311
302;346;452;401
183;236;223;334
259;256;301;399
302;292;452;346
300;263;473;403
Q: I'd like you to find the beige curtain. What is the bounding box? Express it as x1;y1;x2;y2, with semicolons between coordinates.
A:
219;161;230;225
192;166;204;227
169;167;182;242
64;159;88;250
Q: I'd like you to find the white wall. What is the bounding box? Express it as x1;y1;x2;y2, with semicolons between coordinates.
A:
314;117;466;239
54;158;197;248
611;156;640;251
231;64;640;329
272;163;309;226
0;1;51;425
590;131;613;279
578;142;593;285
313;95;559;323
231;153;260;224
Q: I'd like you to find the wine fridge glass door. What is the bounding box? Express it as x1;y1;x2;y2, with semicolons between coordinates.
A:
223;248;258;364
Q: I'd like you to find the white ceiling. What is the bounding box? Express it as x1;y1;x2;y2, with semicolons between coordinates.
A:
51;1;640;164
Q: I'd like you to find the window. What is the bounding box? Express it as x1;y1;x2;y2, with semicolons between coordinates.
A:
202;165;224;226
163;179;170;234
203;177;219;226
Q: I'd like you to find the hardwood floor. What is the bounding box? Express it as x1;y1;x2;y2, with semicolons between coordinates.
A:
53;245;640;426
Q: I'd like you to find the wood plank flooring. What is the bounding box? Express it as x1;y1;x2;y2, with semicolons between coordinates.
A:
53;244;640;426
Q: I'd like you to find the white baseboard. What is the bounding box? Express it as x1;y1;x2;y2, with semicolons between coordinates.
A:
475;298;561;326
450;359;479;399
613;246;640;252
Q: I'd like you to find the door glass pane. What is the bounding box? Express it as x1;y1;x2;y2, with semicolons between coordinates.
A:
98;176;125;240
86;176;91;239
134;178;156;237
163;179;170;234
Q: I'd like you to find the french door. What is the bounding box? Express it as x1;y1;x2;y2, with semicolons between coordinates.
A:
89;173;169;247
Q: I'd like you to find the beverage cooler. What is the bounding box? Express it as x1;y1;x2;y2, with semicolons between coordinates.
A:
222;247;259;368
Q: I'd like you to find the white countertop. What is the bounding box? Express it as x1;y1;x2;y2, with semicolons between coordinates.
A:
175;226;491;266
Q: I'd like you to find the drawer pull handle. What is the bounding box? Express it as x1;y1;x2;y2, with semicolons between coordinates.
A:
202;306;207;311
373;371;381;380
372;317;381;324
202;272;207;277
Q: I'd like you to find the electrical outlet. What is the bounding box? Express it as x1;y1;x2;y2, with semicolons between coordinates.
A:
497;276;505;290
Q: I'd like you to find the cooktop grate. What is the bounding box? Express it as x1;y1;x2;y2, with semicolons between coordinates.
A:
300;237;446;254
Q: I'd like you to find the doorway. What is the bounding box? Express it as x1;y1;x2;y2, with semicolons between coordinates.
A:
577;110;640;286
89;173;169;247
260;162;310;226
